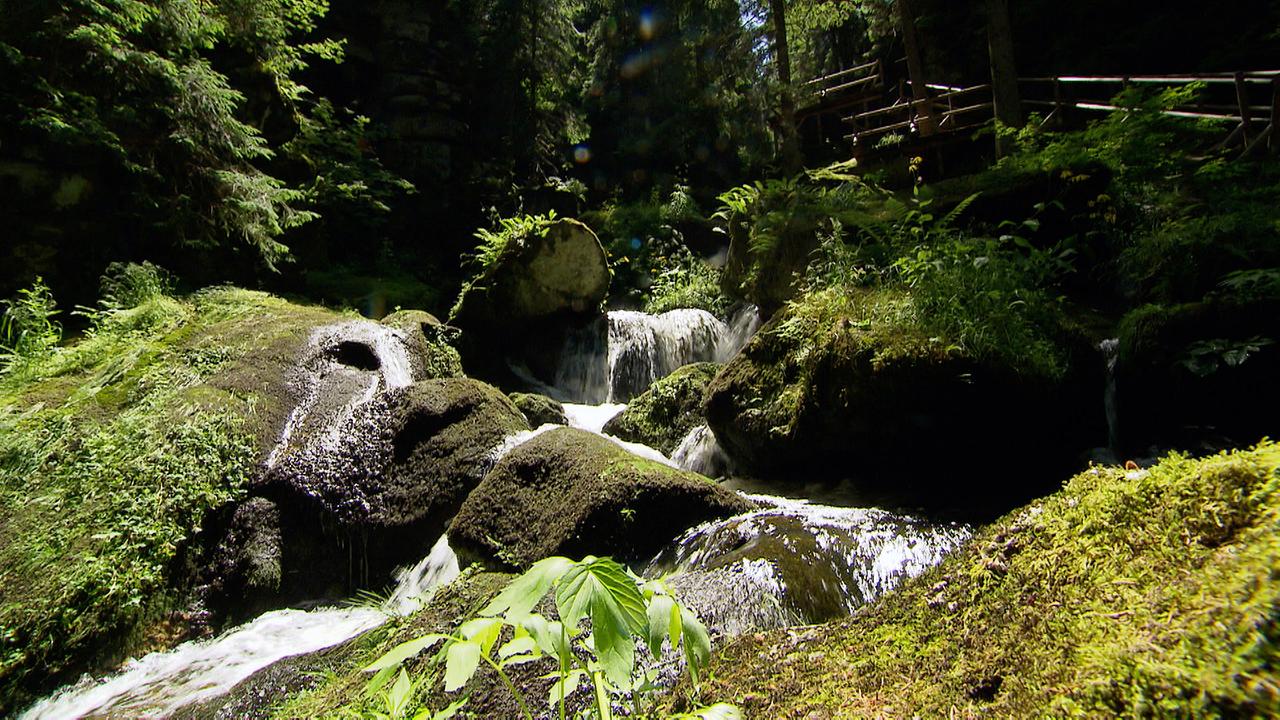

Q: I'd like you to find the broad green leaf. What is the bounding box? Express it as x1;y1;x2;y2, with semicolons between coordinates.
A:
388;668;412;714
546;668;586;710
498;635;536;659
459;617;503;655
365;634;450;672
482;556;574;620
443;640;482;692
681;609;711;685
645;593;676;656
555;557;648;687
684;703;745;720
524;615;572;665
427;697;467;720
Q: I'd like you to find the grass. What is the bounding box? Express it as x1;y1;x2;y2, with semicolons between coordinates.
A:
692;442;1280;718
0;286;342;713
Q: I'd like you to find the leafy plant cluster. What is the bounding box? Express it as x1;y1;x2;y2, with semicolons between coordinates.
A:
362;555;740;720
0;278;263;712
0;277;61;373
470;211;563;274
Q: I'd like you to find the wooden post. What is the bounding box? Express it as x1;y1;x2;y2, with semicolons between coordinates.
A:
1270;77;1279;153
895;0;937;136
1236;71;1253;144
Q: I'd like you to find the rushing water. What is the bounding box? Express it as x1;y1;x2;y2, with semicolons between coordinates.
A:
553;305;759;403
20;536;459;720
649;494;971;634
1099;337;1120;454
670;424;731;476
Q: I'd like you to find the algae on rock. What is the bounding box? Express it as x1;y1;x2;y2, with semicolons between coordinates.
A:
602;361;721;455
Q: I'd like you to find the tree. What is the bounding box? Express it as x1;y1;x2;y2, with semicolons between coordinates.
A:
895;0;937;135
769;0;803;174
985;0;1022;156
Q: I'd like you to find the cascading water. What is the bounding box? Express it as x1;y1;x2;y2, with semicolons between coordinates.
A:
648;495;971;636
1099;338;1120;454
19;536;459;720
670;424;731;476
552;305;759;404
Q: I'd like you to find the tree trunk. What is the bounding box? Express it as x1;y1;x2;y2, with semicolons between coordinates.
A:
770;0;803;174
985;0;1022;156
895;0;936;136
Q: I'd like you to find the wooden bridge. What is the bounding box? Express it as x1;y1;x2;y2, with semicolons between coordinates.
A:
798;62;1280;159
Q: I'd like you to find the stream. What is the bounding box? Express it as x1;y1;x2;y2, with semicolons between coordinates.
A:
21;304;972;719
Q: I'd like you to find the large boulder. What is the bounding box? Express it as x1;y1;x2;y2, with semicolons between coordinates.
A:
380;309;464;379
224;377;528;612
449;427;755;568
704;290;1102;510
1115;298;1280;452
450;218;610;383
602;362;721;454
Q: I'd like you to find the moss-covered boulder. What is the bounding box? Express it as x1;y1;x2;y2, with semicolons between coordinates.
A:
704;289;1101;508
449;427;755;568
450;218;610;383
380;308;464;379
1115;298;1280;452
689;443;1280;718
235;378;527;613
508;391;568;426
602;362;720;454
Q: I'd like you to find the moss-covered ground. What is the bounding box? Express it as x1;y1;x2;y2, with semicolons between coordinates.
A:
690;442;1280;718
0;288;342;713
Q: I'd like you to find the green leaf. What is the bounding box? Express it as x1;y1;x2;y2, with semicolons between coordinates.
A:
554;557;648;686
459;617;503;656
365;634;450;672
388;668;412;715
498;635;537;659
482;556;574;620
443;640;482;692
645;593;676;656
426;697;467;720
546;668;586;710
524;615;573;665
681;609;712;685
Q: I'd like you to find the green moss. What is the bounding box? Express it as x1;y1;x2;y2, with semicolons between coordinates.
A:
602;362;721;454
507;392;567;427
695;443;1280;718
0;288;346;713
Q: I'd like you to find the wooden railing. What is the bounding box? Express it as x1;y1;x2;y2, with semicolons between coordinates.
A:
837;69;1280;157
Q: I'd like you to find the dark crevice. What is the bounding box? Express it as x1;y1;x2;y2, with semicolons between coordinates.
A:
329;341;380;372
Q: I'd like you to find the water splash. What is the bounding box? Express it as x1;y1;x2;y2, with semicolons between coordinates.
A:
715;304;761;362
20;537;459;720
562;402;627;433
1099;338;1120;453
670;424;731;476
649;495;970;631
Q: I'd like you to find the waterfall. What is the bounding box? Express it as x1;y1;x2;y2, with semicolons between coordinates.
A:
20;536;459;720
648;495;970;635
553;305;759;404
1100;338;1120;453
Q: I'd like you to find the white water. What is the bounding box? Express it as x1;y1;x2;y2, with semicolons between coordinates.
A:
649;494;971;624
670;424;731;476
266;320;417;469
1100;337;1120;453
21;536;459;720
553;305;759;404
562;402;627;433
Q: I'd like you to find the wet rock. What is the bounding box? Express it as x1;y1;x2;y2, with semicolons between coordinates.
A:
238;378;528;607
508;392;568;426
381;308;464;379
449;427;754;568
205;498;283;619
603;362;721;454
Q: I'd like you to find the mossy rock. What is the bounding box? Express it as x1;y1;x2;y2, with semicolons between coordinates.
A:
1115;298;1280;452
239;378;528;613
381;309;464;380
508;391;568;426
687;443;1280;718
602;362;721;455
704;289;1101;509
449;427;755;569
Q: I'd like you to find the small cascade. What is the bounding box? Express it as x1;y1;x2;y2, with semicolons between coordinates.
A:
562;402;627;433
1100;338;1120;453
648;495;970;635
20;536;459;720
554;308;743;403
671;424;731;476
715;304;761;362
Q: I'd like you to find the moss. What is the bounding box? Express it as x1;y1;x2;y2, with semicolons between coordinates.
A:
602;362;721;454
691;443;1280;718
449;427;754;569
507;391;567;426
0;288;347;713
